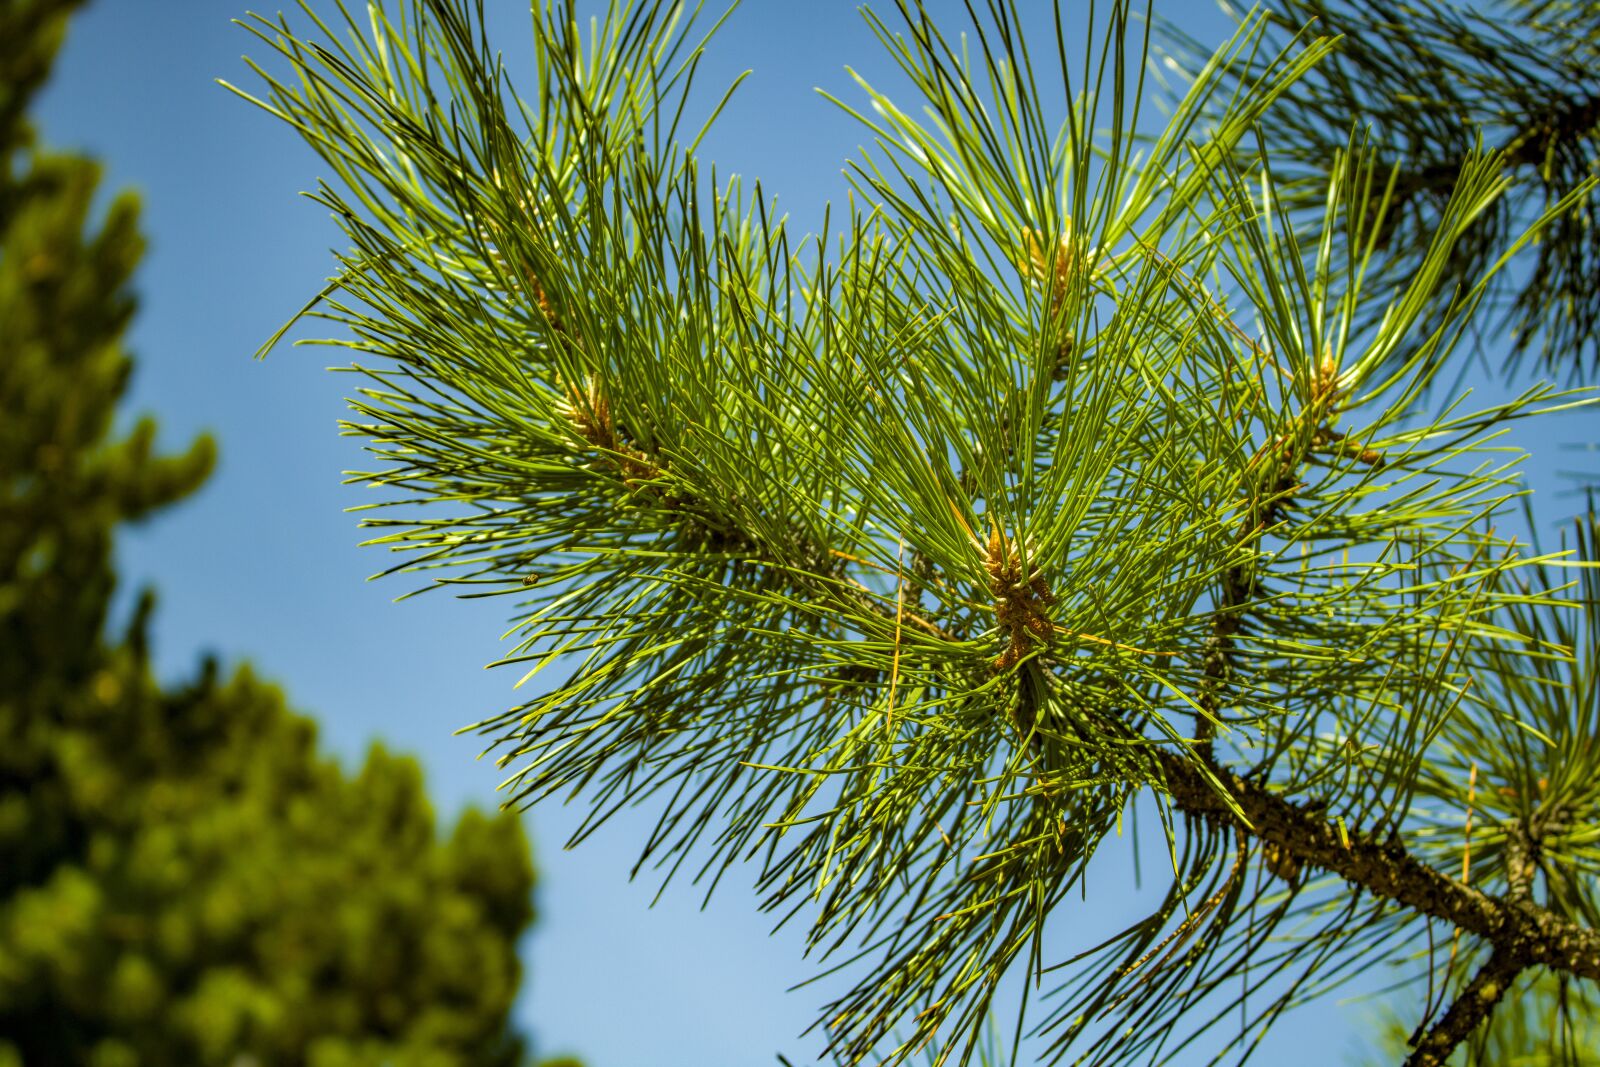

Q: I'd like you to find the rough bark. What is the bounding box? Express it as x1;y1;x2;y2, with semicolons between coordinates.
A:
1403;948;1523;1067
1157;752;1600;982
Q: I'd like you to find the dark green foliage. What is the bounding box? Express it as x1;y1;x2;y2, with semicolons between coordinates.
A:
0;666;534;1067
0;0;79;167
0;4;539;1064
1158;0;1600;380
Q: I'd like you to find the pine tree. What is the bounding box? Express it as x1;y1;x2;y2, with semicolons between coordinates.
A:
233;1;1600;1064
1;2;541;1064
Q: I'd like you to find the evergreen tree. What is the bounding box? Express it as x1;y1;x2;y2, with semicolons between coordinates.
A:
234;1;1599;1064
0;3;541;1064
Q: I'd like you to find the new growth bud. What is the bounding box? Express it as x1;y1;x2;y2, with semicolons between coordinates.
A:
985;527;1055;671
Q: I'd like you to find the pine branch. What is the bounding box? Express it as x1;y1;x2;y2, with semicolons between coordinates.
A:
1195;352;1355;755
1389;824;1541;1065
1403;947;1523;1067
1157;751;1600;982
238;1;1600;1060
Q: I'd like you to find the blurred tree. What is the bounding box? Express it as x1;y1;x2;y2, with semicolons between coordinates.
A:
0;2;547;1065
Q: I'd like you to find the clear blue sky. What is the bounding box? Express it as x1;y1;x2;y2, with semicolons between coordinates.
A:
33;1;1595;1065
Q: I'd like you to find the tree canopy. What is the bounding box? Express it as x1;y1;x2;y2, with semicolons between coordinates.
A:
233;0;1600;1063
1;2;540;1063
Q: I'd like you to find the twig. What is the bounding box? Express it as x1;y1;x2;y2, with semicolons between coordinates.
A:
1403;947;1523;1067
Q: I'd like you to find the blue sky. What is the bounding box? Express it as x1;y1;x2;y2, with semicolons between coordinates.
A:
33;1;1596;1065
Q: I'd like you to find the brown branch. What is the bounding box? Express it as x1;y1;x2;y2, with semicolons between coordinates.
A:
1503;821;1540;905
1403;823;1542;1063
1157;752;1600;982
1158;356;1600;1019
1403;947;1523;1067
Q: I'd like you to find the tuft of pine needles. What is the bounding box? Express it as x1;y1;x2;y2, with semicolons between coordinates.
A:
1156;0;1600;382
